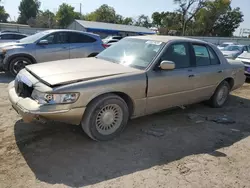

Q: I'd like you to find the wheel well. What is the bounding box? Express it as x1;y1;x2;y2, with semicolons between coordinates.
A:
87;92;134;118
112;92;134;117
224;77;234;89
88;53;98;57
7;54;36;70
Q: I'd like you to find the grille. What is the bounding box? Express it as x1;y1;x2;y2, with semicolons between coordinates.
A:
14;79;33;98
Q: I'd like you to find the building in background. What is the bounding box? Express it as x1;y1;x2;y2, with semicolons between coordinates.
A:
68;20;155;38
0;23;47;35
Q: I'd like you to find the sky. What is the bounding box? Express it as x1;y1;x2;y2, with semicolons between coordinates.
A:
2;0;250;35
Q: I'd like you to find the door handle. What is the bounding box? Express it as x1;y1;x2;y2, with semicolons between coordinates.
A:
218;70;223;73
189;74;195;78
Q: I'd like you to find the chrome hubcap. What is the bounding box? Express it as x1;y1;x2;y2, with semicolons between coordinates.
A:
13;60;29;74
96;104;123;135
217;86;228;106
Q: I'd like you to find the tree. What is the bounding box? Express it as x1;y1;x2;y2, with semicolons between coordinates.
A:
174;0;207;35
17;0;40;24
193;0;243;37
151;11;182;34
122;17;134;25
0;6;9;22
194;0;230;35
152;12;163;28
213;7;244;37
56;3;76;28
85;4;117;23
135;14;151;28
27;10;56;28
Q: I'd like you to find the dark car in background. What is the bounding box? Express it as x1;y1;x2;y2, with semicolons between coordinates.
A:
0;33;27;43
0;29;105;75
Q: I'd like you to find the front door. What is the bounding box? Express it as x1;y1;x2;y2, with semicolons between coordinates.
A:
35;32;70;63
146;42;198;115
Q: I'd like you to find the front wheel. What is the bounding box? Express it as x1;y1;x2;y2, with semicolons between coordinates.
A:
81;94;129;141
208;81;230;108
9;57;32;76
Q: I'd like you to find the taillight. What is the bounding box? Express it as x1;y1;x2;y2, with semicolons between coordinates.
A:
102;44;109;48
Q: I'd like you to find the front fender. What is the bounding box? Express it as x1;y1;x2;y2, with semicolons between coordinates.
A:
2;53;37;71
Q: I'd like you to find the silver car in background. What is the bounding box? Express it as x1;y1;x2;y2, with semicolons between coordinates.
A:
221;44;249;59
0;32;27;43
0;30;105;75
236;51;250;78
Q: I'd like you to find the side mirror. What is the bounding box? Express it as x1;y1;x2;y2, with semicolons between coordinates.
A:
160;60;175;70
38;39;48;45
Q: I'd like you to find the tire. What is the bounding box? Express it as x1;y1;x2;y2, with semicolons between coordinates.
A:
9;57;32;76
208;81;230;108
81;94;129;141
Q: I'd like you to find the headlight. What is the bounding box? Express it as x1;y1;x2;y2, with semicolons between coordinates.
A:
0;48;7;55
31;90;79;104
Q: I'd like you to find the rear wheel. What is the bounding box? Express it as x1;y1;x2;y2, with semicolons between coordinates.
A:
81;94;129;141
9;57;32;76
208;81;230;108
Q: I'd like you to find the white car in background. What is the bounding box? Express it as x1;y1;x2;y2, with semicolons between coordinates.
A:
236;51;250;78
221;45;249;59
217;42;236;50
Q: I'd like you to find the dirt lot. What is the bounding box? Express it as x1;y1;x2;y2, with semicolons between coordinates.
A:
1;72;250;188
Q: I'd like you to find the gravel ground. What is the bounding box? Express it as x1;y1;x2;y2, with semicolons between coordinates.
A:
0;71;250;188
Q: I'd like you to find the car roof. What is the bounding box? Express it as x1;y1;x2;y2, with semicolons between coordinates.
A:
45;29;100;37
128;35;207;44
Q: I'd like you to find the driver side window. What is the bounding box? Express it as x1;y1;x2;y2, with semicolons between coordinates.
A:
43;34;55;44
160;42;191;69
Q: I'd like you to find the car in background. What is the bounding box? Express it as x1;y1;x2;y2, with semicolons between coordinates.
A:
236;51;250;78
221;44;249;59
102;39;119;48
102;35;123;44
0;30;21;34
0;29;105;76
0;33;27;43
217;42;236;50
8;36;245;141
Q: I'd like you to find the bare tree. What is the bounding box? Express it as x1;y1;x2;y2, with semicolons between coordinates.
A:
174;0;207;36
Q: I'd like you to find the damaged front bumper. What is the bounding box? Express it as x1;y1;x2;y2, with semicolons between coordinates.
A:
8;81;85;125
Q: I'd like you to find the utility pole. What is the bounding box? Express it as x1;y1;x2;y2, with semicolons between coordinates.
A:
80;3;82;15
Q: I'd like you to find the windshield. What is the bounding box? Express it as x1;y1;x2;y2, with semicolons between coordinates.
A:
97;38;164;69
223;45;242;51
18;31;50;43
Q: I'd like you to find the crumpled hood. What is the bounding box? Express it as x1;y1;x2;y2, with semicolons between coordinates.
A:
25;57;141;86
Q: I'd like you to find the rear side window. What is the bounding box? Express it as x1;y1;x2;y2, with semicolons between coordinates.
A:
0;34;14;39
193;45;210;66
193;44;220;66
14;34;26;40
69;33;97;43
207;46;220;65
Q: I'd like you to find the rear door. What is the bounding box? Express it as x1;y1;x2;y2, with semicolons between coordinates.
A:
35;32;70;63
190;43;225;100
69;32;98;58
